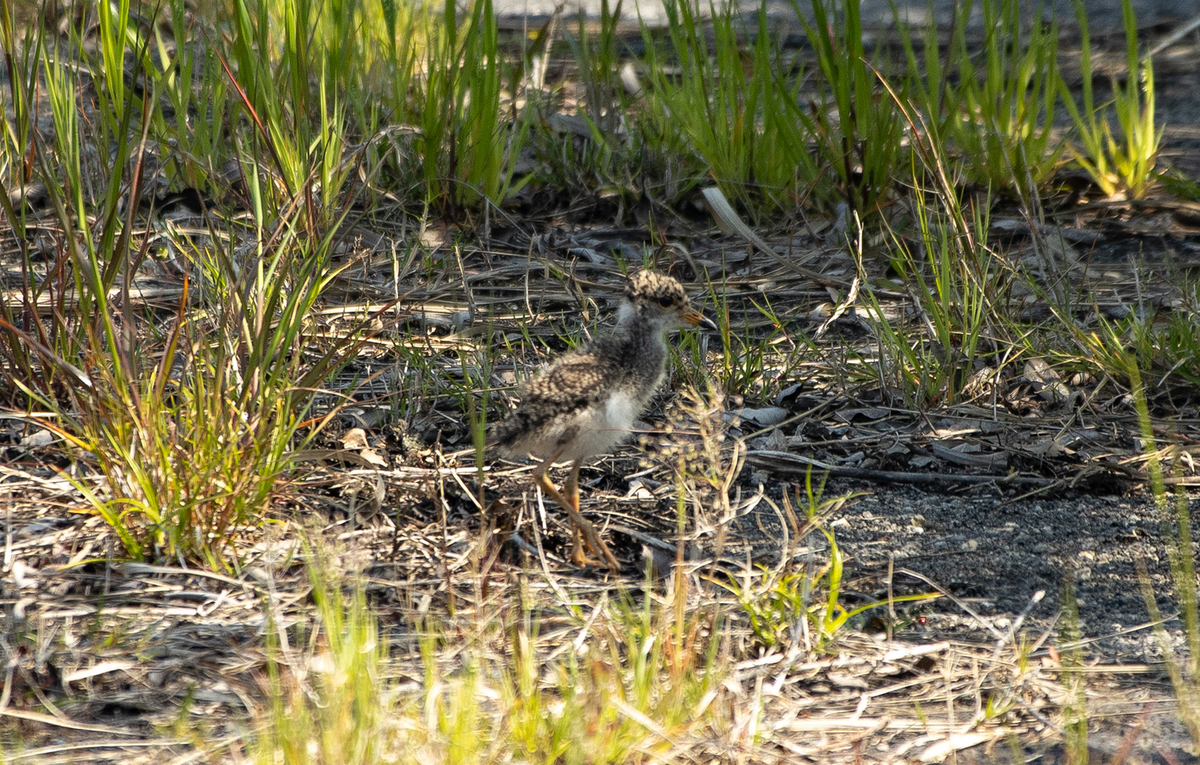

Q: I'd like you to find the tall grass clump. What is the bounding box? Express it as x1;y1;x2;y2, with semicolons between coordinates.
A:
0;0;373;569
228;0;362;215
0;13;66;409
408;0;531;210
856;175;1005;408
147;0;231;195
897;0;1063;194
549;0;646;207
639;0;821;213
949;0;1062;192
221;0;429;208
64;205;361;569
1060;0;1162;199
798;0;902;217
159;0;530;214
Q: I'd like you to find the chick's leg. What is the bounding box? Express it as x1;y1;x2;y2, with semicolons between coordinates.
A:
532;456;620;571
564;461;620;570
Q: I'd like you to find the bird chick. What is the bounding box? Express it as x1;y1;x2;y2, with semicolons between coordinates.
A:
491;270;714;570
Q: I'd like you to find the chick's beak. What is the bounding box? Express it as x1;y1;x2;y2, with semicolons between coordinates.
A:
682;305;718;331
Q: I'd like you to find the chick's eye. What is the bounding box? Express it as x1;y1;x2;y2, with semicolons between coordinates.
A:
658;295;674;308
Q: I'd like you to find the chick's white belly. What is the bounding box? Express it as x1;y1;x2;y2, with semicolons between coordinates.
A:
540;389;640;463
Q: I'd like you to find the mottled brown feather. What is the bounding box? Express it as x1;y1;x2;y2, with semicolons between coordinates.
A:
490;271;702;462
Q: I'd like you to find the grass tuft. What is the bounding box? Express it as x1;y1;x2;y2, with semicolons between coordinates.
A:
1060;0;1162;199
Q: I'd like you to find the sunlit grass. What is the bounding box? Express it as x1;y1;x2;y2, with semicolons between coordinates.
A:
249;554;731;764
1061;0;1162;199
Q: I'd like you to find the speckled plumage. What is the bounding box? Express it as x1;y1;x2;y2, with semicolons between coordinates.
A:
491;270;710;570
492;271;698;462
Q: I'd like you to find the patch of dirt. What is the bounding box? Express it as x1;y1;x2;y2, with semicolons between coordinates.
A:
825;483;1195;661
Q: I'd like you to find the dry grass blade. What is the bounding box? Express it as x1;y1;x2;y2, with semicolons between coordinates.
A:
701;186;860;292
